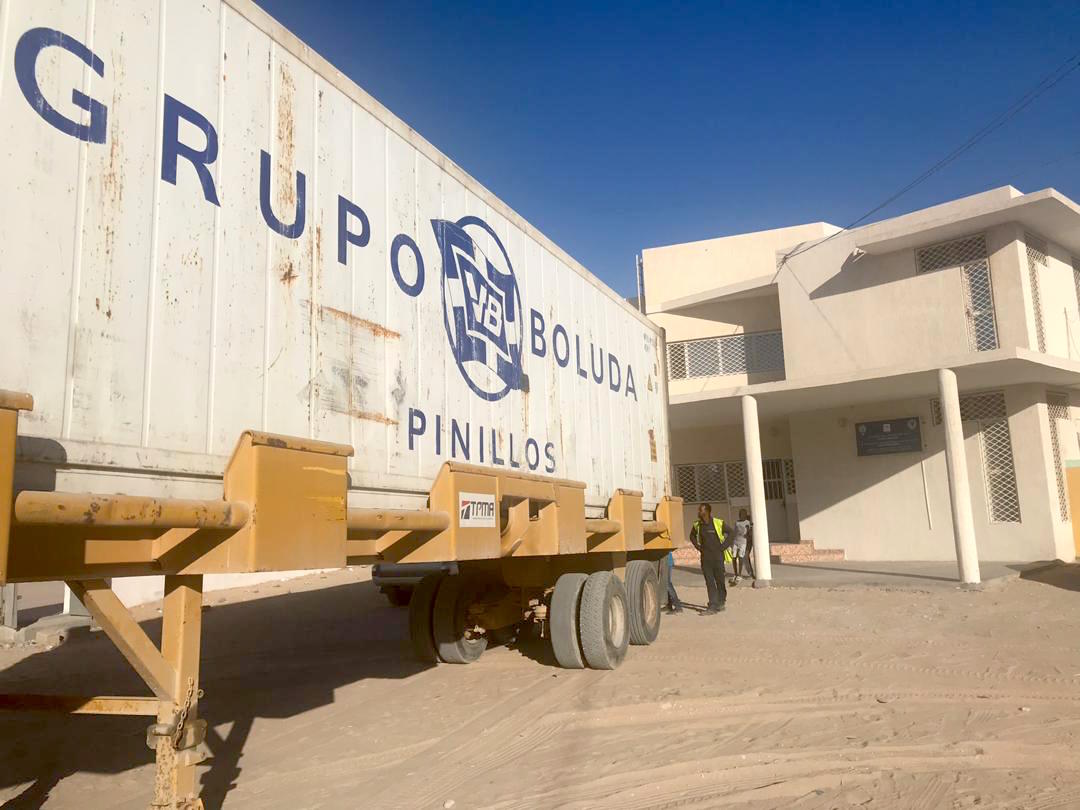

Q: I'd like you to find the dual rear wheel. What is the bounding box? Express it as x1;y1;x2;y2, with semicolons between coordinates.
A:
409;561;662;670
550;561;661;670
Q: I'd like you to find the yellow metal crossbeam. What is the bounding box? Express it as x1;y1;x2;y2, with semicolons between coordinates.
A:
68;579;178;702
0;694;159;715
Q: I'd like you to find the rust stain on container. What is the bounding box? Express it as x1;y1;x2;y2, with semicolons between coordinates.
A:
349;409;398;426
319;305;400;339
276;61;296;210
648;429;657;462
101;51;125;266
280;260;298;285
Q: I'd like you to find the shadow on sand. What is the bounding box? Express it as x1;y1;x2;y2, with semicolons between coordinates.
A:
1015;561;1080;593
0;577;433;809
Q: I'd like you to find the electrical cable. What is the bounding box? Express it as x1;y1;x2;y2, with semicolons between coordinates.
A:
777;50;1080;267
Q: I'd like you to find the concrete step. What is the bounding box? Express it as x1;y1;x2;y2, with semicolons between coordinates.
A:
770;540;845;564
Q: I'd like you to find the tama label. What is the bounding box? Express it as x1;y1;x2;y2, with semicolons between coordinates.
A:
458;492;496;528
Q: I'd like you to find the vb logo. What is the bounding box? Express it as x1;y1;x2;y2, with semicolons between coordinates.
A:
433;216;526;402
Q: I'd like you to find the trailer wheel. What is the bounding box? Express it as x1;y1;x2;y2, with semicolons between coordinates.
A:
550;573;588;669
433;576;488;664
625;560;661;645
579;571;630;670
408;574;443;663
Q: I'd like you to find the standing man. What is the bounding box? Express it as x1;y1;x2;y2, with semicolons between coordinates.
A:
689;504;734;614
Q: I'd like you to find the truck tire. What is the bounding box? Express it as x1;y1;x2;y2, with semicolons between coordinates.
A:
408;574;443;663
625;560;660;645
433;576;488;664
550;573;588;669
579;571;630;670
385;586;412;607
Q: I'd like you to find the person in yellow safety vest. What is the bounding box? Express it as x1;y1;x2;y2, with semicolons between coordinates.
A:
689;503;735;615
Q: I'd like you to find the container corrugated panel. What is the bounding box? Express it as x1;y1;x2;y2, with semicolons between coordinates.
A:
0;0;671;510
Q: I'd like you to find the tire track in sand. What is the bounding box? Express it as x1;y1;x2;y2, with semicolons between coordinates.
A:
364;669;603;809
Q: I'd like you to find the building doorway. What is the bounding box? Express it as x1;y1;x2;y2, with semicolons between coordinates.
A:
674;458;796;542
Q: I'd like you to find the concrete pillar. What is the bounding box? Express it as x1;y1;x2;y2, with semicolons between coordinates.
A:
939;368;981;584
1;584;16;629
742;395;772;586
64;585;91;618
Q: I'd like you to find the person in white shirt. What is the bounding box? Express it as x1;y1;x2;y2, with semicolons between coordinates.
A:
731;509;754;584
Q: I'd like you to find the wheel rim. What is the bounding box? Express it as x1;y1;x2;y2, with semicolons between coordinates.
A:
642;577;657;622
607;592;626;645
457;587;485;648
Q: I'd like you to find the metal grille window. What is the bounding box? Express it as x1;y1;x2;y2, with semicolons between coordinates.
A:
725;461;748;498
980;418;1023;524
673;459;794;503
669;343;688;380
762;459;784;499
916;234;997;352
667;331;785;380
1048;393;1070;521
916;235;987;274
930;391;1008;425
697;463;727;503
930;391;1021;523
675;465;697;501
1027;233;1048;353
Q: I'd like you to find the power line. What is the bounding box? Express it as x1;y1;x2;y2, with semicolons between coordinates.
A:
777;50;1080;267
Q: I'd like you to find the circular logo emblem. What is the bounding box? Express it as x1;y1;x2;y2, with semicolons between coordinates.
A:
433;216;526;401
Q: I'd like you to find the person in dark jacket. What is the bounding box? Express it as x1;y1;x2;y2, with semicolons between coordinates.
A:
689;504;734;614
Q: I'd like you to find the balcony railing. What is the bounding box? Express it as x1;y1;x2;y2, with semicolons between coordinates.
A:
667;330;785;380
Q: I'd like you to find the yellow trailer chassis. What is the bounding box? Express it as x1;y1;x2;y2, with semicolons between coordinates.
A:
0;389;682;809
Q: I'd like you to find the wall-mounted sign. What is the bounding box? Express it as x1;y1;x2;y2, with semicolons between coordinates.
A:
855;418;922;456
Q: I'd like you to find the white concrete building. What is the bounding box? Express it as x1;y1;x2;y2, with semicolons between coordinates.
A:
643;187;1080;581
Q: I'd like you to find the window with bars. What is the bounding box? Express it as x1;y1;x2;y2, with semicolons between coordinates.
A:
1026;233;1048;353
916;234;998;352
930;391;1021;523
762;459;784;499
725;461;748;498
667;331;785;380
673;458;792;503
1047;392;1070;521
697;463;726;503
783;458;797;495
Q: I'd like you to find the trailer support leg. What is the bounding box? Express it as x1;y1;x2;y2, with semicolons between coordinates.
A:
66;576;207;809
152;575;206;810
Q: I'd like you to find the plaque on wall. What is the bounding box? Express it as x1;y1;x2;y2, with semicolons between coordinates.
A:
855;417;922;456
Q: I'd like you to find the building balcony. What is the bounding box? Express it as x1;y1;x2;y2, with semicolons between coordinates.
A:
667;330;785;383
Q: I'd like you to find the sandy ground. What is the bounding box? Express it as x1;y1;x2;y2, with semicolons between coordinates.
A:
2;565;1080;809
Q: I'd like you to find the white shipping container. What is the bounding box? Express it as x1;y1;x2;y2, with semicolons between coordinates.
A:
0;0;671;521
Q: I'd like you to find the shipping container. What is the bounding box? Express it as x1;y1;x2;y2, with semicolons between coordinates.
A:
0;9;684;801
0;0;670;517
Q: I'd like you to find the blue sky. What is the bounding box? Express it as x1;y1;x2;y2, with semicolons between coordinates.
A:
259;0;1080;298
